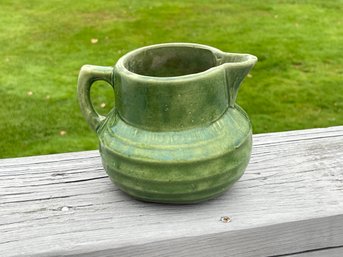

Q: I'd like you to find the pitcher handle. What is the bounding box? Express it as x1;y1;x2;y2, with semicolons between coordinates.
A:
77;65;114;132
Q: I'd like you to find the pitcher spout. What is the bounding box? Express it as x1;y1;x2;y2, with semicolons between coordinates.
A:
216;52;257;107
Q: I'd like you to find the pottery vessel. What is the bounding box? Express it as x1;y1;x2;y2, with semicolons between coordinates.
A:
78;43;257;203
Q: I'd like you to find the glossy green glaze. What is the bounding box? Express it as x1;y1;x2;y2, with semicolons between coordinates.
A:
78;43;257;203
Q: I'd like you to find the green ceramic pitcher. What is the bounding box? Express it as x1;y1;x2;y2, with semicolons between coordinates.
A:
78;43;257;203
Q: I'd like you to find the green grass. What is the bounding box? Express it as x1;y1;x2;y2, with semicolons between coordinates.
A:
0;0;342;158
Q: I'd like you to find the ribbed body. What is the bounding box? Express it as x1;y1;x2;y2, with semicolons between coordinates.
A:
99;105;252;203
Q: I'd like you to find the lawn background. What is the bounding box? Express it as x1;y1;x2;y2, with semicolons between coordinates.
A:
0;0;342;158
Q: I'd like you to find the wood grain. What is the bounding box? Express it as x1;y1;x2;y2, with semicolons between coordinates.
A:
282;247;343;257
0;126;342;257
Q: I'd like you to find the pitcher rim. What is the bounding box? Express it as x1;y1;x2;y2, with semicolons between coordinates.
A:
115;42;257;81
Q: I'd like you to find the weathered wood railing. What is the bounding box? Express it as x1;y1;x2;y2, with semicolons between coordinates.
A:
1;126;342;257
